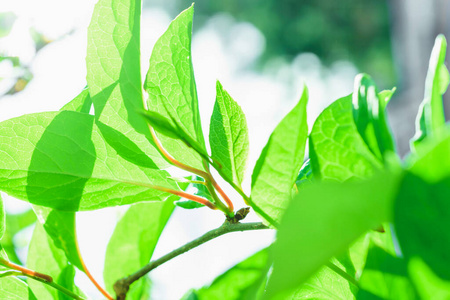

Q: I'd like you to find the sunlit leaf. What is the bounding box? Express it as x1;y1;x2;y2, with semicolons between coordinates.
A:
309;94;382;181
60;88;92;114
27;223;83;299
0;277;36;300
87;0;168;169
352;74;396;161
209;81;249;187
144;5;207;171
411;35;449;149
0;111;178;211
103;199;175;294
250;87;308;226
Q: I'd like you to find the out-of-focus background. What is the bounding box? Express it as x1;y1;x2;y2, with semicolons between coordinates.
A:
0;0;448;299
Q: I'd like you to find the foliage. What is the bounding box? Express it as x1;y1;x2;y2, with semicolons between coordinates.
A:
0;1;448;300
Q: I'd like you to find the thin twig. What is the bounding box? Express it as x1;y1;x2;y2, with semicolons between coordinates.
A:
0;258;85;300
325;262;360;289
113;222;270;300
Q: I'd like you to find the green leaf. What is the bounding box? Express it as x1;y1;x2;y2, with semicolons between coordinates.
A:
394;172;450;281
265;170;400;298
357;243;418;299
195;248;271;300
0;111;178;211
0;277;36;300
249;87;309;226
352;74;396;161
60;88;92;114
412;35;449;149
86;0;168;169
286;263;355;300
309;94;382;181
27;223;83;300
0;194;4;240
140;110;184;140
32;207;83;271
209;81;249;187
103;199;175;294
144;4;207;171
408;258;450;299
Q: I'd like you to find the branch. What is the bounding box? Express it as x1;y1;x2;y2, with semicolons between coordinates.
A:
113;222;270;300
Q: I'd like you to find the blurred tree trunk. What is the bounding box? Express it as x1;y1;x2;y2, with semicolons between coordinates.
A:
387;0;450;155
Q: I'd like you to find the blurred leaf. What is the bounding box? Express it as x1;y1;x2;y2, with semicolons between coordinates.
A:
352;74;396;161
412;35;449;150
0;277;36;300
309;94;382;181
27;223;83;299
408;258;450;299
394;172;450;281
0;12;16;37
144;4;207;171
265;170;400;298
0;195;4;240
209;81;249;187
250;87;308;226
0;111;177;211
86;0;168;169
103;199;175;294
357;243;418;299
60;88;92;114
194;248;271;300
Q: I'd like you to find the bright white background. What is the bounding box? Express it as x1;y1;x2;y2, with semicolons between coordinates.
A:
0;0;358;299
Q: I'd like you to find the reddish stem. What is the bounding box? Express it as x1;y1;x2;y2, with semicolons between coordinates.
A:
0;259;53;282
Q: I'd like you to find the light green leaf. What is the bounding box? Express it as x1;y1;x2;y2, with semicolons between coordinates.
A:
250;87;309;226
357;243;418;300
144;5;207;171
209;81;249;187
394;172;450;281
27;223;83;300
265;170;400;298
103;199;175;294
0;277;36;300
309;94;382;181
32;206;83;271
0;194;4;240
352;74;396;161
195;248;271;300
412;35;449;149
60;88;92;114
86;0;168;169
295;159;313;189
0;111;178;211
286;263;355;300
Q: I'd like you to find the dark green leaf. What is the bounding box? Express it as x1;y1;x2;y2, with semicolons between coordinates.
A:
265;170;400;298
209;81;249;187
309;94;382;181
144;4;207;171
195;248;271;300
0;111;178;211
103;199;175;294
352;74;396;161
411;35;449;149
250;87;308;226
394;172;450;280
295;159;313;189
140;110;183;140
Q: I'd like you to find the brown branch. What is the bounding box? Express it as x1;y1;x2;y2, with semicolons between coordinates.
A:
113;222;270;300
